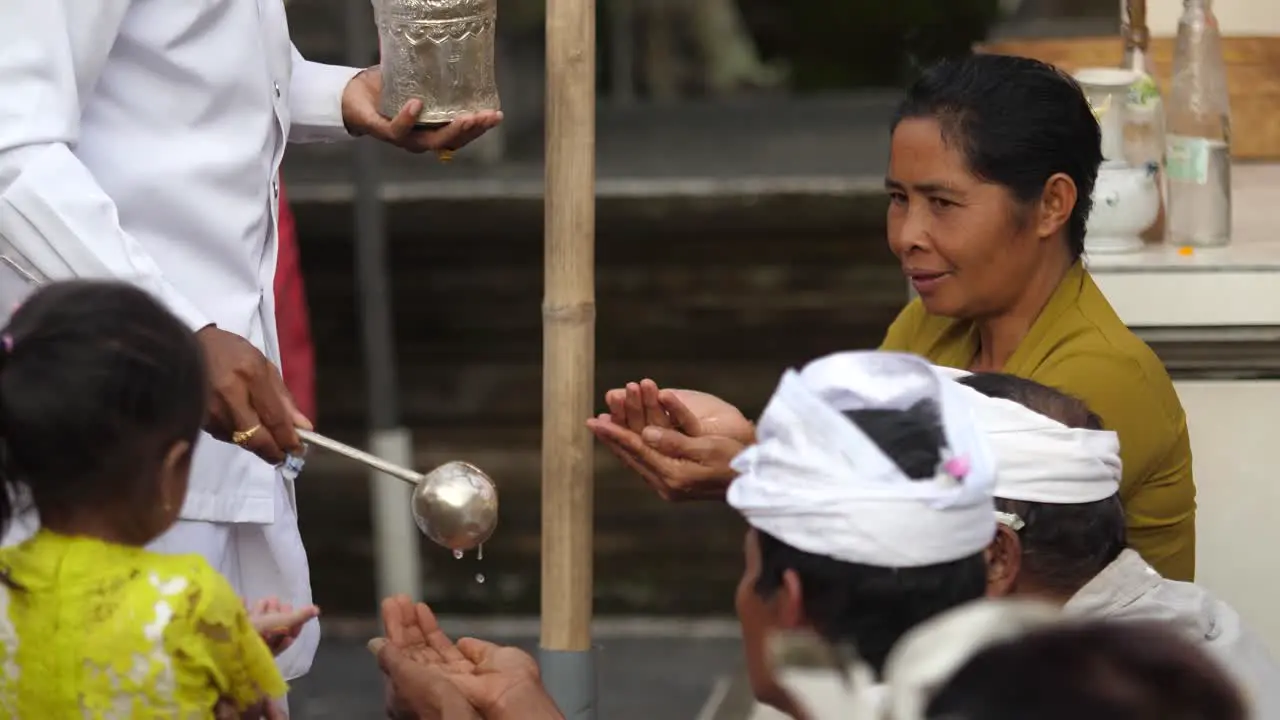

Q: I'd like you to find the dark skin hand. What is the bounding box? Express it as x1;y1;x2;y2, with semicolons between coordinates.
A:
340;67;503;154
371;638;482;720
373;595;564;720
379;595;476;719
586;379;752;501
197;326;311;464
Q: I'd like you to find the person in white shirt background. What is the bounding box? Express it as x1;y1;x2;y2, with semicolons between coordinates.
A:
0;0;501;695
950;371;1280;720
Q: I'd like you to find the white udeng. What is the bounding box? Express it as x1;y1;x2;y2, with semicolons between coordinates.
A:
0;0;362;680
728;351;998;568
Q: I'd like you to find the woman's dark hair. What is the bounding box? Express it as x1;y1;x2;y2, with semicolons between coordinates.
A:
925;620;1248;720
754;399;989;675
0;281;207;540
958;372;1126;594
893;54;1103;260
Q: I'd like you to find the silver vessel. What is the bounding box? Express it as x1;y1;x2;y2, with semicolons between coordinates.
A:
373;0;501;127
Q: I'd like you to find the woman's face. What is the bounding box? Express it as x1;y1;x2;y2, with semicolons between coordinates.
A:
885;117;1052;320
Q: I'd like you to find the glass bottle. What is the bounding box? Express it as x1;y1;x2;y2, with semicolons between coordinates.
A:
1165;0;1233;247
1121;0;1167;244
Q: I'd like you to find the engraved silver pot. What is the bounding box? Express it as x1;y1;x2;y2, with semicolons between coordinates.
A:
373;0;501;127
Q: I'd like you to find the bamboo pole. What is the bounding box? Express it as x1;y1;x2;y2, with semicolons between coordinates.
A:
540;0;597;716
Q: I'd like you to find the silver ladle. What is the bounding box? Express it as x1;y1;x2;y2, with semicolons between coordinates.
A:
296;429;498;552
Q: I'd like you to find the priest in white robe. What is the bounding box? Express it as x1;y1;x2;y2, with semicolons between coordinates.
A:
0;0;499;694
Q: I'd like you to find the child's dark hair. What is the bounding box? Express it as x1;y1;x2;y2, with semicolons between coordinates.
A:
893;54;1103;260
0;281;207;541
754;399;989;675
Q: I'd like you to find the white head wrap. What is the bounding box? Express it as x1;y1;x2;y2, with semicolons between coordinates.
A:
936;367;1122;504
880;598;1064;720
727;351;997;568
763;599;1066;720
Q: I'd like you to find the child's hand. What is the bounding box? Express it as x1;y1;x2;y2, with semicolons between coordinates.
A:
246;596;320;656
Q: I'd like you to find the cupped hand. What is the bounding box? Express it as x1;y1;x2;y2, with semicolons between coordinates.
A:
380;594;475;672
370;638;482;720
603;380;755;444
377;594;476;719
445;637;550;717
197;326;312;464
587;380;754;502
371;595;560;720
246;596;320;656
341;67;503;154
373;634;556;720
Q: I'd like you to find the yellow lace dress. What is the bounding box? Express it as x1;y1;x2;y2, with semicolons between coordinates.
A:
0;529;287;718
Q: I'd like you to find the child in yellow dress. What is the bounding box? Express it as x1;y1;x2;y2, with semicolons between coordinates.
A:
0;281;298;719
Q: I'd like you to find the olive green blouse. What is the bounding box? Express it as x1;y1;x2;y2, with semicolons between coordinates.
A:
880;261;1196;581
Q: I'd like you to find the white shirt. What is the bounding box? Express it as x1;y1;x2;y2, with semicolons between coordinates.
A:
1067;549;1280;720
0;0;360;524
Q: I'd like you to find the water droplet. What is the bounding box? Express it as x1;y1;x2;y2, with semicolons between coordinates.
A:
452;549;464;560
477;544;484;561
474;573;486;584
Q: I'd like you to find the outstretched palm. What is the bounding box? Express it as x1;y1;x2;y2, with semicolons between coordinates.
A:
374;598;551;719
381;594;474;673
446;638;544;715
662;388;754;442
588;380;753;501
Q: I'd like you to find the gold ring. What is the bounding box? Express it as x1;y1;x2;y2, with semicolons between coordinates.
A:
231;425;262;446
436;150;454;164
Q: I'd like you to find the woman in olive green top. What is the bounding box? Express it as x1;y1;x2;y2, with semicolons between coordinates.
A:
587;55;1196;581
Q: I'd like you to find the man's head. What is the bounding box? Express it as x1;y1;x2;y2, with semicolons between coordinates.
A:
730;353;997;712
926;620;1247;720
956;372;1127;601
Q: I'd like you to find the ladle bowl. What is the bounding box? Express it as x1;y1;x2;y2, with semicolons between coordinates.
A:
295;429;499;552
411;460;499;551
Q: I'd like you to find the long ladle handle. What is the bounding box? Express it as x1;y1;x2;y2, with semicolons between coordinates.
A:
296;429;424;486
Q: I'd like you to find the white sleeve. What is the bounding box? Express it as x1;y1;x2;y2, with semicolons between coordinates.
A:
288;43;363;144
0;0;210;330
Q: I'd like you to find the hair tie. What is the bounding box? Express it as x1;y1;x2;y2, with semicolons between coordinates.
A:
2;334;13;354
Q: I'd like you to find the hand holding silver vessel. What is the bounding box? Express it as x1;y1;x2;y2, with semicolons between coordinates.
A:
341;67;501;154
368;0;502;133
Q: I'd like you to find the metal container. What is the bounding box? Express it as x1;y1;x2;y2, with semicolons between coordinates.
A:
295;430;498;552
373;0;501;127
411;460;499;551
